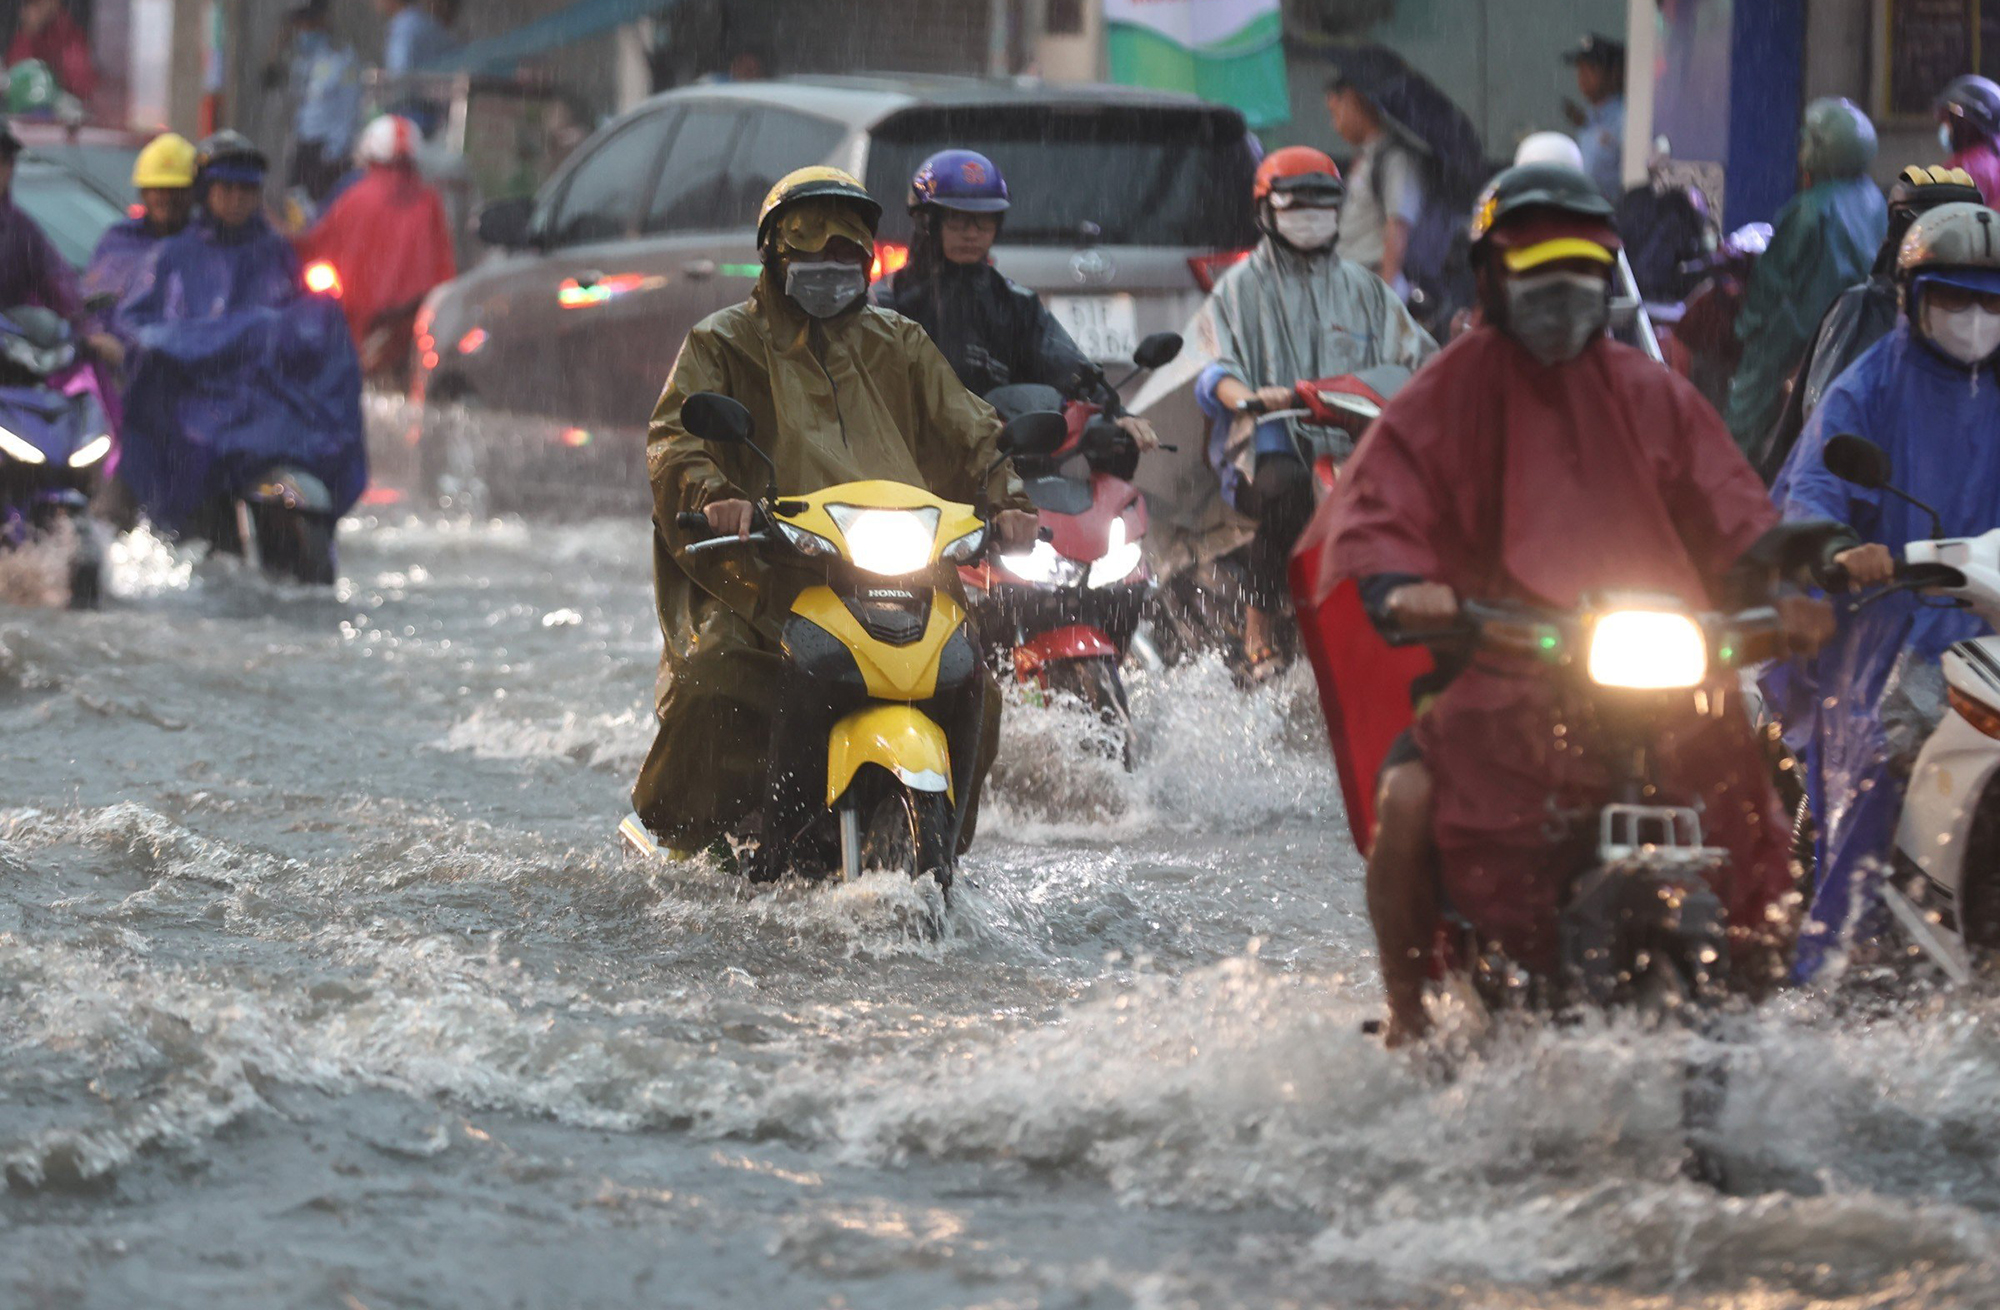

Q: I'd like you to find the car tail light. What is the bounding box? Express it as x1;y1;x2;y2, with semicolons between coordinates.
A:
304;260;343;298
871;242;910;283
1950;685;2000;739
1188;248;1252;292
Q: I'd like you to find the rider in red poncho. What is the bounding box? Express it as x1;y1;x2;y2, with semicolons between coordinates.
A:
295;114;455;376
1295;164;1829;1044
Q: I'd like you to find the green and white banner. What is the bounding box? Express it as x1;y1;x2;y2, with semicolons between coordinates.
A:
1105;0;1289;128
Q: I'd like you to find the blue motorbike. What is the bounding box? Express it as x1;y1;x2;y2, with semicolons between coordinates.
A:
0;306;115;607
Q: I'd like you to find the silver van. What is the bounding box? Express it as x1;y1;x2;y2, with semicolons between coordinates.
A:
410;74;1258;502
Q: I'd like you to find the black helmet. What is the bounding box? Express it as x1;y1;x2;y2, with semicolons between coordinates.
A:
1938;74;2000;141
194;130;269;183
1469;162;1616;253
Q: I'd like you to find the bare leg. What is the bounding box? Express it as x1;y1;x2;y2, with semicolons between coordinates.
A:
1243;604;1273;661
1368;760;1439;1046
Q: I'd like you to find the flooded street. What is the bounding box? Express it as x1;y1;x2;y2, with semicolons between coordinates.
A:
1;504;1997;1309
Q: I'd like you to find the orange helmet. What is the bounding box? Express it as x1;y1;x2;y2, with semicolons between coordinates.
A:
1253;147;1345;205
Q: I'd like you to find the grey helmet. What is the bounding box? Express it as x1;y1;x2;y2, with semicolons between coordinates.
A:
1799;97;1878;180
1897;202;2000;283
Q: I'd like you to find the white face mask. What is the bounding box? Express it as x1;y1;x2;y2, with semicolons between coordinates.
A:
1274;208;1340;251
1941;123;1957;155
1924;300;2000;365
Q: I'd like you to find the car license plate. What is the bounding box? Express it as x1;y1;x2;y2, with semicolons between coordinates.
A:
1047;294;1138;362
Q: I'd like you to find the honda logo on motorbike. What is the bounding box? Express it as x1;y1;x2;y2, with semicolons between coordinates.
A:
1070;249;1114;285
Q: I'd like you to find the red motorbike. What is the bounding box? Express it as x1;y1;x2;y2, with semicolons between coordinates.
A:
962;332;1182;764
1236;364;1411;497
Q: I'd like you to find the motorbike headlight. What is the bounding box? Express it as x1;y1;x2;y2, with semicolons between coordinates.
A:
940;525;985;562
1586;609;1708;690
778;521;839;557
837;508;937;576
0;426;45;464
67;434;112;468
1087;518;1144;589
998;538;1071;585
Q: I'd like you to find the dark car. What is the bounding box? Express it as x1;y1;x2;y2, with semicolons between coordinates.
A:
410;74;1258;504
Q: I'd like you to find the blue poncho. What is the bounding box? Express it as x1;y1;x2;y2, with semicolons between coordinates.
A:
114;214;366;534
1771;323;2000;978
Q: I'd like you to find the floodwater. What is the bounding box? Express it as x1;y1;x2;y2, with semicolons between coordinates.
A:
1;479;1997;1307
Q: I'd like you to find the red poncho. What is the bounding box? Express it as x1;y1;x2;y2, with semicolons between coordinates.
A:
296;164;456;351
1292;327;1791;970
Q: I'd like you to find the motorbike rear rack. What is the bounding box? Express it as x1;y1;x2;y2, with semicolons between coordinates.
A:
1598;803;1729;867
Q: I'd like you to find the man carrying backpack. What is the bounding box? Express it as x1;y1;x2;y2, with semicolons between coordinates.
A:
1326;70;1423;296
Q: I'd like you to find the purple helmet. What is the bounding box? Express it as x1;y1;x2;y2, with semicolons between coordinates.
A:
908;149;1010;215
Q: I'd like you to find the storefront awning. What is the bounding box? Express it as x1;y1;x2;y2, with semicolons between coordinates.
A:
419;0;682;75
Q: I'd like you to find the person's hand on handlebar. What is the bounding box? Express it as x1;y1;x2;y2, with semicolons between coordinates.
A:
994;509;1041;551
1385;582;1459;632
701;498;757;539
1776;592;1836;655
1113;414;1159;451
1832;543;1895;589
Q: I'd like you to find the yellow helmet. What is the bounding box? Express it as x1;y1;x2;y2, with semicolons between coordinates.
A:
755;166;882;251
132;132;197;189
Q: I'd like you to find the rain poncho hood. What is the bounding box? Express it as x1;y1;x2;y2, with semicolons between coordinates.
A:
633;274;1031;850
1192;238;1436;497
114;213;366;534
295;162;455;348
1724;175;1888;450
1296;328;1791;969
1769;323;2000;978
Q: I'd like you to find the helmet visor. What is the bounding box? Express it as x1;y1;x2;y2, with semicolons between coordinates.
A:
1267;174;1345;209
774;198;877;258
1916;268;2000;297
1489;212;1621;271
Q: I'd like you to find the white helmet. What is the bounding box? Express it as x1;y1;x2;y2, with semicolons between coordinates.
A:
355;114;420;166
1515;131;1585;170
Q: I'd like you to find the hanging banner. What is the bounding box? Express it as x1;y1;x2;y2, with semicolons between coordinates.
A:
1106;0;1290;128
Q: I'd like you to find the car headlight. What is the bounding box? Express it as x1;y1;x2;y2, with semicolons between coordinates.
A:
940;525;985;562
778;521;839;557
835;507;937;576
1088;518;1144;589
998;538;1085;587
0;425;45;464
68;434;112;468
1586;609;1708;690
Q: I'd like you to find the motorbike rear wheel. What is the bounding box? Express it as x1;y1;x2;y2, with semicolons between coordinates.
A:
253;506;337;586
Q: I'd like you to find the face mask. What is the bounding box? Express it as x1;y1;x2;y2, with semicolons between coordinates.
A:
1274;208;1340;251
1941;123;1957;154
784;260;867;319
1504;270;1610;365
1924;300;2000;365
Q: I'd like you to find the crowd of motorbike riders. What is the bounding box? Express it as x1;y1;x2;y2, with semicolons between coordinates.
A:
0;109;451;587
636;69;2000;1046
6;64;2000;1046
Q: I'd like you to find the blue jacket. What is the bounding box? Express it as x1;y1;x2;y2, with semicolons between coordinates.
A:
1771;323;2000;976
115;214;365;534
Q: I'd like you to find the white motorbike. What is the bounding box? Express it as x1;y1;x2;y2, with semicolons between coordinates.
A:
1820;433;2000;982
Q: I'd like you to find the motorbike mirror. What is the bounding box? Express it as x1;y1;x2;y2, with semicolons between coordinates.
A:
998;409;1067;459
682;392;756;447
1132;332;1182;370
1823;433;1891;489
984;383;1065;424
476;195;536;249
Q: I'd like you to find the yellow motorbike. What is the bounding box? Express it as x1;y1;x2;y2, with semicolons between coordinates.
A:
622;392;1062;891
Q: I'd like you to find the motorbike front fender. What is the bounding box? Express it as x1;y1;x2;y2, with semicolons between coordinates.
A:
826;704;953;807
1013;624;1119;679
